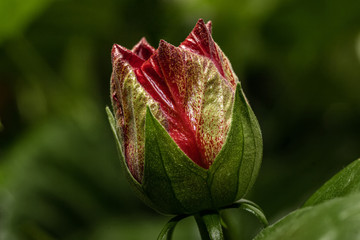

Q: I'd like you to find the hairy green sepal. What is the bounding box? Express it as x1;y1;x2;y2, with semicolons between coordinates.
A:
208;84;263;207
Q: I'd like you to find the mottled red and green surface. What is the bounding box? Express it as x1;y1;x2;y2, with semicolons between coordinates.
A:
111;19;238;182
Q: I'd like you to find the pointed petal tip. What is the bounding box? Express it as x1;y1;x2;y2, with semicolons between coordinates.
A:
197;18;205;25
195;18;208;30
132;37;156;61
140;37;149;44
158;39;173;50
159;39;167;47
179;18;213;57
206;21;212;33
158;39;178;54
111;43;144;68
159;39;167;45
111;43;121;62
133;37;150;49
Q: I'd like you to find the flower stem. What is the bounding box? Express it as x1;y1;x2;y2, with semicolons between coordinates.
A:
194;210;224;240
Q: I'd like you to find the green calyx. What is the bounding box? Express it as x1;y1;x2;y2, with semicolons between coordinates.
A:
106;83;262;215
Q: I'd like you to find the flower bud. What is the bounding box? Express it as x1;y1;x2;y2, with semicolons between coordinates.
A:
107;19;262;215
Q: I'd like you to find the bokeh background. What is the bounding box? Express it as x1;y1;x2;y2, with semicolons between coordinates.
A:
0;0;359;239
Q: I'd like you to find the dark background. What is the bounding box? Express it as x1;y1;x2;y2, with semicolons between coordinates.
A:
0;0;359;239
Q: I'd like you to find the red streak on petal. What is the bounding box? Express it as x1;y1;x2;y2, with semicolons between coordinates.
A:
180;19;225;78
157;40;186;109
137;54;175;110
140;40;205;168
112;44;144;68
112;21;234;170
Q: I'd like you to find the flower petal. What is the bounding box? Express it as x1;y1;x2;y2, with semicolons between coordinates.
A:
180;19;237;91
157;40;204;167
111;58;164;182
139;52;175;111
111;19;238;175
138;40;234;168
112;44;144;68
180;19;223;75
132;37;155;61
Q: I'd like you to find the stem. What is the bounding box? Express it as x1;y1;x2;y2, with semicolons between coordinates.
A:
194;210;224;240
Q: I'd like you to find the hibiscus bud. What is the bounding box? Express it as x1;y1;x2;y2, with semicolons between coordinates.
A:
107;19;262;215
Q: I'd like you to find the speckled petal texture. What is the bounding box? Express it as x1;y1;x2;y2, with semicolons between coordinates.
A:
111;19;239;183
111;59;165;182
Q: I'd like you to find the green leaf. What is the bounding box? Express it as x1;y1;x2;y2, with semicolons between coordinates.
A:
254;193;360;240
157;215;189;240
143;108;211;214
208;84;263;207
303;159;360;207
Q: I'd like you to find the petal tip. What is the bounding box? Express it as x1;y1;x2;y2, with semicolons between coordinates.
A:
179;18;213;57
111;44;122;63
197;18;205;25
158;39;178;56
112;43;145;68
139;37;149;45
132;37;156;60
159;39;168;48
206;21;212;33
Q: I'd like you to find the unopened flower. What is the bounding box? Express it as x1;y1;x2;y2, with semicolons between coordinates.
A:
107;19;262;215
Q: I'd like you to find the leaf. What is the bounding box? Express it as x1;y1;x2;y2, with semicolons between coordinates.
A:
254;193;360;240
303;159;360;207
143;107;211;214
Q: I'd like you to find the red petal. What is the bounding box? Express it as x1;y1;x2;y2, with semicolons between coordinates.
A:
132;37;155;60
138;50;175;111
112;44;144;68
157;40;186;108
112;20;236;172
180;19;224;77
206;21;212;34
157;40;205;167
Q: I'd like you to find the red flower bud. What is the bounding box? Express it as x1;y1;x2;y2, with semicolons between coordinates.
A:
108;19;262;214
111;19;237;182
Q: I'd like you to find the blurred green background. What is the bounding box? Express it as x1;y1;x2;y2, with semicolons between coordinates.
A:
0;0;359;239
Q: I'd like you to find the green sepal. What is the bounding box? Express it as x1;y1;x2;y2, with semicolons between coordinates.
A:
208;83;263;207
143;107;211;214
106;107;158;211
157;215;189;240
303;158;360;207
225;199;268;227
